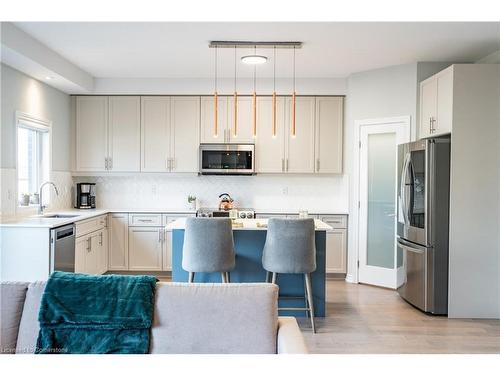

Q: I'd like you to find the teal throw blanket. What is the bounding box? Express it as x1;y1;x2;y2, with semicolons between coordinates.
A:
36;271;157;354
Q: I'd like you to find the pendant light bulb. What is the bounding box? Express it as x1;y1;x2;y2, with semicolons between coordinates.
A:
214;46;218;138
292;46;297;137
233;46;238;138
272;46;277;138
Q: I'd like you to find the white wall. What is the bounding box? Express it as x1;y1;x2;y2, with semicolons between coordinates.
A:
1;63;72;170
448;64;500;318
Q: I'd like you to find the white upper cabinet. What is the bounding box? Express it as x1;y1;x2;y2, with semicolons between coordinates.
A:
141;97;170;172
108;96;141;172
200;96;228;143
76;96;108;172
315;97;343;174
285;96;315;173
255;97;286;173
227;96;255;143
419;66;454;139
170;96;200;172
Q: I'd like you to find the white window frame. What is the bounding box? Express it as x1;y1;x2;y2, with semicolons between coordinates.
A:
15;111;52;215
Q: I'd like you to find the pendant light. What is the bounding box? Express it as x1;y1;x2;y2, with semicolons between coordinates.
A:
233;46;238;138
272;46;277;137
213;46;218;138
292;46;296;137
252;46;257;137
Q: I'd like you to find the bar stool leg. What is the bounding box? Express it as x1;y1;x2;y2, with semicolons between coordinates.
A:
226;272;230;283
221;272;227;283
188;272;195;283
304;274;310;318
271;272;277;284
305;273;316;333
265;271;271;283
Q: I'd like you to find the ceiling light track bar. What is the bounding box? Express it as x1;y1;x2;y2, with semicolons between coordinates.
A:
209;41;302;49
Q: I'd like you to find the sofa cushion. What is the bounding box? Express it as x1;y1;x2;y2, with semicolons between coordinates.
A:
0;282;29;354
150;282;278;354
15;281;45;354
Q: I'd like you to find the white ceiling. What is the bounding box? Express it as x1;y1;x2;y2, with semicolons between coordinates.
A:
12;22;500;79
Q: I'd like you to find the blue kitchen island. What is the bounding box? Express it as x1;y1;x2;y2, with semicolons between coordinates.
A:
166;218;332;317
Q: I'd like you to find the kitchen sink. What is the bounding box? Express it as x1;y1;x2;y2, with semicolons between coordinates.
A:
41;214;79;219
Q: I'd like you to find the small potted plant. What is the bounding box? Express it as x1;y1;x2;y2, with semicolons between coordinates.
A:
187;195;197;211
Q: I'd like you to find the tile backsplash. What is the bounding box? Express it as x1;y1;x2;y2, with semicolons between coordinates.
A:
74;174;349;213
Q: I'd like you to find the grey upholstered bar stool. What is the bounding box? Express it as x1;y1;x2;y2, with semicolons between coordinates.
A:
262;218;317;333
182;217;236;283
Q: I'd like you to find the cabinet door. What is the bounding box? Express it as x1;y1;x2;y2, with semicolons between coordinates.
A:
436;68;453;136
141;97;170;172
170;97;200;172
76;96;108;171
75;236;89;273
315;97;343;174
419;78;437;139
255;97;286;173
325;229;347;274
200;96;228;143
227;96;255;143
285;97;315;173
108;214;129;270
108;96;141;172
98;228;108;274
128;227;163;271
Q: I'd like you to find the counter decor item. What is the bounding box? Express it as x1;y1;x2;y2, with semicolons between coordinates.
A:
20;193;30;206
187;195;197;211
30;193;40;205
218;193;234;211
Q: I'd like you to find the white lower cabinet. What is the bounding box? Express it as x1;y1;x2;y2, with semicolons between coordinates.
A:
162;214;193;271
75;228;108;275
108;214;129;270
128;227;163;271
320;215;348;274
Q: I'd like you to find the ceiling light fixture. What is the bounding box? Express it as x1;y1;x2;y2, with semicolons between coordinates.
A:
241;55;267;65
45;76;53;80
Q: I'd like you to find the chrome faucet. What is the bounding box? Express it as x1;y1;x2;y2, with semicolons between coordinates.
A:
38;181;59;215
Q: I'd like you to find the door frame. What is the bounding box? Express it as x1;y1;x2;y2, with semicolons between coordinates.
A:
349;116;411;286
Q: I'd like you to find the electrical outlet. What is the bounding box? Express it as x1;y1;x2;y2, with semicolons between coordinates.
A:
282;187;289;195
151;185;157;195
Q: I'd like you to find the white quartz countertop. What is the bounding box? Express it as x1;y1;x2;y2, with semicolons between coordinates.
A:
165;218;333;231
0;208;196;228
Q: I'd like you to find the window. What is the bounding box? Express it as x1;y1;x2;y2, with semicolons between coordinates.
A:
16;112;51;208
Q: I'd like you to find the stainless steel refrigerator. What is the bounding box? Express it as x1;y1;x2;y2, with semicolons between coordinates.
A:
397;136;450;315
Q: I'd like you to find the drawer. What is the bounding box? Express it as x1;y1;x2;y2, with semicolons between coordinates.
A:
75;214;107;238
319;215;347;229
129;213;163;226
163;214;195;231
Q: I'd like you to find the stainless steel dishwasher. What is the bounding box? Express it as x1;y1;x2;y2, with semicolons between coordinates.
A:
50;224;76;273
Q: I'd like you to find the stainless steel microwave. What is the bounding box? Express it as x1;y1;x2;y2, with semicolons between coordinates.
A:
199;144;255;175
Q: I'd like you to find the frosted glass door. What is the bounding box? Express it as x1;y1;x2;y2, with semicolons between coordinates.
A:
366;133;396;269
358;118;410;289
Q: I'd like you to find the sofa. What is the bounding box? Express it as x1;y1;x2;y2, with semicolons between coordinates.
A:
0;281;308;354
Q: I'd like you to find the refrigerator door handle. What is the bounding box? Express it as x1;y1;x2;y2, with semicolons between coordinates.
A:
400;153;412;225
397;238;427;253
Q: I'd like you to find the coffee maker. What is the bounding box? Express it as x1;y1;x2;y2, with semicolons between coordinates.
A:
75;183;96;209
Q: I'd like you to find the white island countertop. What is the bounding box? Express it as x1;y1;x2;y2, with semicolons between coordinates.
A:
166;218;333;231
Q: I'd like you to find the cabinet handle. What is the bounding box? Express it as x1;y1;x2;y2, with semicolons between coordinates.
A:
285;159;289;172
138;219;153;222
281;159;285;172
87;237;91;252
99;232;103;246
171;158;175;171
158;230;162;243
316;159;320;172
109;157;113;170
166;158;170;170
105;157;108;170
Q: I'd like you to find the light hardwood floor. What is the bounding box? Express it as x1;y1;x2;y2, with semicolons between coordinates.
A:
297;280;500;354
